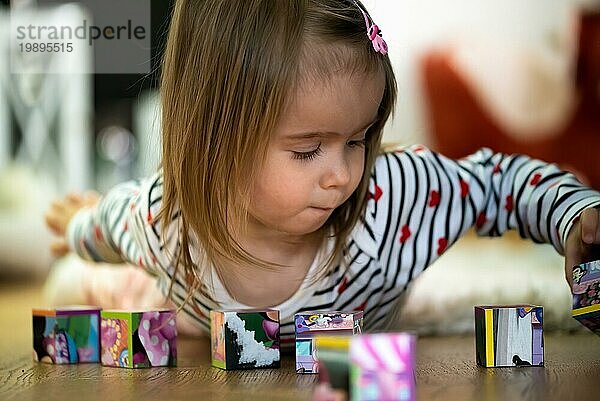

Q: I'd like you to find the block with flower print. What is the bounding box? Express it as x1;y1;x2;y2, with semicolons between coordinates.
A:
474;305;544;367
572;260;600;335
295;311;363;374
100;309;177;368
32;306;101;364
210;310;280;370
350;333;416;401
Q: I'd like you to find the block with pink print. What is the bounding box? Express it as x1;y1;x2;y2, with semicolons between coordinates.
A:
572;260;600;335
295;311;363;374
349;333;416;401
32;306;101;364
100;309;177;368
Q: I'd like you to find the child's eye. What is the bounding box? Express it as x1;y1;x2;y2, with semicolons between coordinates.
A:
347;138;367;148
292;144;323;161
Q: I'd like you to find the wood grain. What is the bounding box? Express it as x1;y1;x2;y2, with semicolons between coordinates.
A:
416;333;600;401
1;337;316;401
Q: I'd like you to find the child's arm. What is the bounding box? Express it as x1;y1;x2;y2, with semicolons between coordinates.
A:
363;146;600;286
45;174;172;275
456;148;600;284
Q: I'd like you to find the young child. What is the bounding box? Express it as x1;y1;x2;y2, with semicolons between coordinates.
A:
45;0;600;348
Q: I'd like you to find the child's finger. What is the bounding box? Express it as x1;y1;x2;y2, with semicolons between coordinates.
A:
50;240;70;257
44;211;65;235
50;199;65;212
595;210;600;243
66;192;82;202
580;208;598;244
564;249;576;288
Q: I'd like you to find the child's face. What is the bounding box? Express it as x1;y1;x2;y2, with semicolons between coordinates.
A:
248;72;385;238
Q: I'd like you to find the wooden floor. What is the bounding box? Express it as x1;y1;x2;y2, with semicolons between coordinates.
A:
1;281;600;401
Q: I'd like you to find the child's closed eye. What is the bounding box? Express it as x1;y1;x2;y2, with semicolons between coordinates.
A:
347;138;366;148
292;143;323;162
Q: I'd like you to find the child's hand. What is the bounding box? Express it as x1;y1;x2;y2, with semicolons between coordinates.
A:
564;207;600;288
44;192;100;257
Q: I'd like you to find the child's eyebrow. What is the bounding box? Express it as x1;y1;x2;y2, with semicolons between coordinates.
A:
284;117;379;140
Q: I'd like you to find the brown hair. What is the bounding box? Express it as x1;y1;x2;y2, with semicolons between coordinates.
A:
158;0;396;301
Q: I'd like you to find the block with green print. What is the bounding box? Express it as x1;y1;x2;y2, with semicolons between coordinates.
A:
210;310;280;370
32;306;101;364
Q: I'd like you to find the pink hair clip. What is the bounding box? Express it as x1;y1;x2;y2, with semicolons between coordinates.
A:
353;1;388;55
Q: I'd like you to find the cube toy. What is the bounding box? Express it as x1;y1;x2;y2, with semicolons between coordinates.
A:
315;336;351;391
32;306;101;364
474;305;544;367
295;311;363;374
349;333;416;401
100;309;177;368
572;260;600;335
210;309;280;370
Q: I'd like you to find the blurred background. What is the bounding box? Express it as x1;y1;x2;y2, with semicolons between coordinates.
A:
0;0;598;334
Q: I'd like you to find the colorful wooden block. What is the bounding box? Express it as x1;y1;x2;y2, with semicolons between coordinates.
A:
315;336;351;391
474;305;544;367
100;309;177;368
295;311;363;374
210;310;280;370
572;260;600;335
32;306;101;364
349;333;416;401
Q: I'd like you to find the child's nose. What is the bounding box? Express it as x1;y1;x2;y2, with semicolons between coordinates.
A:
320;156;351;189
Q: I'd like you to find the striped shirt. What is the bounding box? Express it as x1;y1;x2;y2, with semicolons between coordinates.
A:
67;146;600;344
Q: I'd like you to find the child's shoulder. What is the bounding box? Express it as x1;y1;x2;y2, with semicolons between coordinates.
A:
376;144;494;165
374;143;431;166
377;143;440;158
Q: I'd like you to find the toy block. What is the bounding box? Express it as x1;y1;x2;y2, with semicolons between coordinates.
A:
32;306;101;364
295;311;363;374
100;309;177;368
572;260;600;335
210;309;280;370
315;336;351;391
474;305;543;367
349;333;416;401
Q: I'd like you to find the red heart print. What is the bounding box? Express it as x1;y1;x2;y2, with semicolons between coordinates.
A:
429;190;440;207
338;277;349;294
530;173;542;186
354;300;368;311
505;195;514;212
372;185;383;202
460;180;469;198
399;225;411;243
437;238;448;255
476;212;487;228
94;225;103;241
